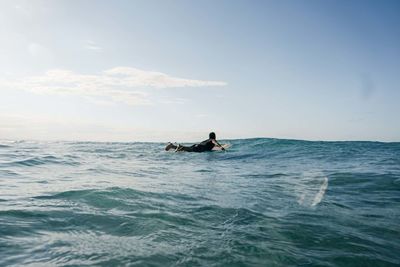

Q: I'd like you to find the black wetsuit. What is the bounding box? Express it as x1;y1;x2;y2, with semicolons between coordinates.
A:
191;139;215;152
178;139;215;152
169;139;215;152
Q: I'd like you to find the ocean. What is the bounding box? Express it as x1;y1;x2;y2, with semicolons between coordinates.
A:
0;138;399;266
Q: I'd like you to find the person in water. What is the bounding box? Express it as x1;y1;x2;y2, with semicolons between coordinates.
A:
165;132;225;152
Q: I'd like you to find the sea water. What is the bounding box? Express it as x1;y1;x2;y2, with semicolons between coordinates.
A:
0;138;399;266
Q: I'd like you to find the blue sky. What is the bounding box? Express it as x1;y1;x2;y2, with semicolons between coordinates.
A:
0;0;399;142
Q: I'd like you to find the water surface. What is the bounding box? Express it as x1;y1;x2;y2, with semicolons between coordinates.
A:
0;139;399;266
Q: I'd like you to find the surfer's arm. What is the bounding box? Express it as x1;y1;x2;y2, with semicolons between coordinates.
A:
212;140;225;150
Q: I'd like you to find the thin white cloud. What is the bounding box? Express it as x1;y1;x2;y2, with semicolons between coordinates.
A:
104;67;227;88
83;40;103;51
0;67;227;106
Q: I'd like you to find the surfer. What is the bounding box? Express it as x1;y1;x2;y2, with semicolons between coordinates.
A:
165;132;225;152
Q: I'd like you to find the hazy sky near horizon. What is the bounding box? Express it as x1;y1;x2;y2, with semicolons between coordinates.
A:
0;0;399;142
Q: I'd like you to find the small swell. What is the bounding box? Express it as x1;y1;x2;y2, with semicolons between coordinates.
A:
4;155;80;167
34;187;201;205
0;144;11;148
12;158;46;166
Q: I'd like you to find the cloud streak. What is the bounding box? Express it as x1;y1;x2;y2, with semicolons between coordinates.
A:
1;67;227;106
83;40;103;51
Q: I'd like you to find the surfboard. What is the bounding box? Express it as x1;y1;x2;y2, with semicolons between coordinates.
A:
165;143;230;152
212;144;231;151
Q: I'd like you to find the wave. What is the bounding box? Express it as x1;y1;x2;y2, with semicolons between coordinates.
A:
34;187;203;203
1;155;80;167
32;187;276;226
0;144;11;148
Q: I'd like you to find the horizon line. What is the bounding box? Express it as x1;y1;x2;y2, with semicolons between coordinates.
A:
1;136;399;144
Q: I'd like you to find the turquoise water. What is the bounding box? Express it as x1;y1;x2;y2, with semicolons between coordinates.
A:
0;138;399;266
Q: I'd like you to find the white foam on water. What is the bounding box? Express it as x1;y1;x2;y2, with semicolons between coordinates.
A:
311;177;328;206
294;172;329;207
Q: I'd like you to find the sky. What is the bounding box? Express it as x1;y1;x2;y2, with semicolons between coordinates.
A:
0;0;399;142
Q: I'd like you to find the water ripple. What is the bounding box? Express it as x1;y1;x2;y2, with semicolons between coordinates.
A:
0;139;399;266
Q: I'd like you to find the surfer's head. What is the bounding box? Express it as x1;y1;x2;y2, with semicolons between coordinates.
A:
209;132;216;139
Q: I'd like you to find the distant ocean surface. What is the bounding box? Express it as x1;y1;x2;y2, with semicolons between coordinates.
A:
0;138;399;266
